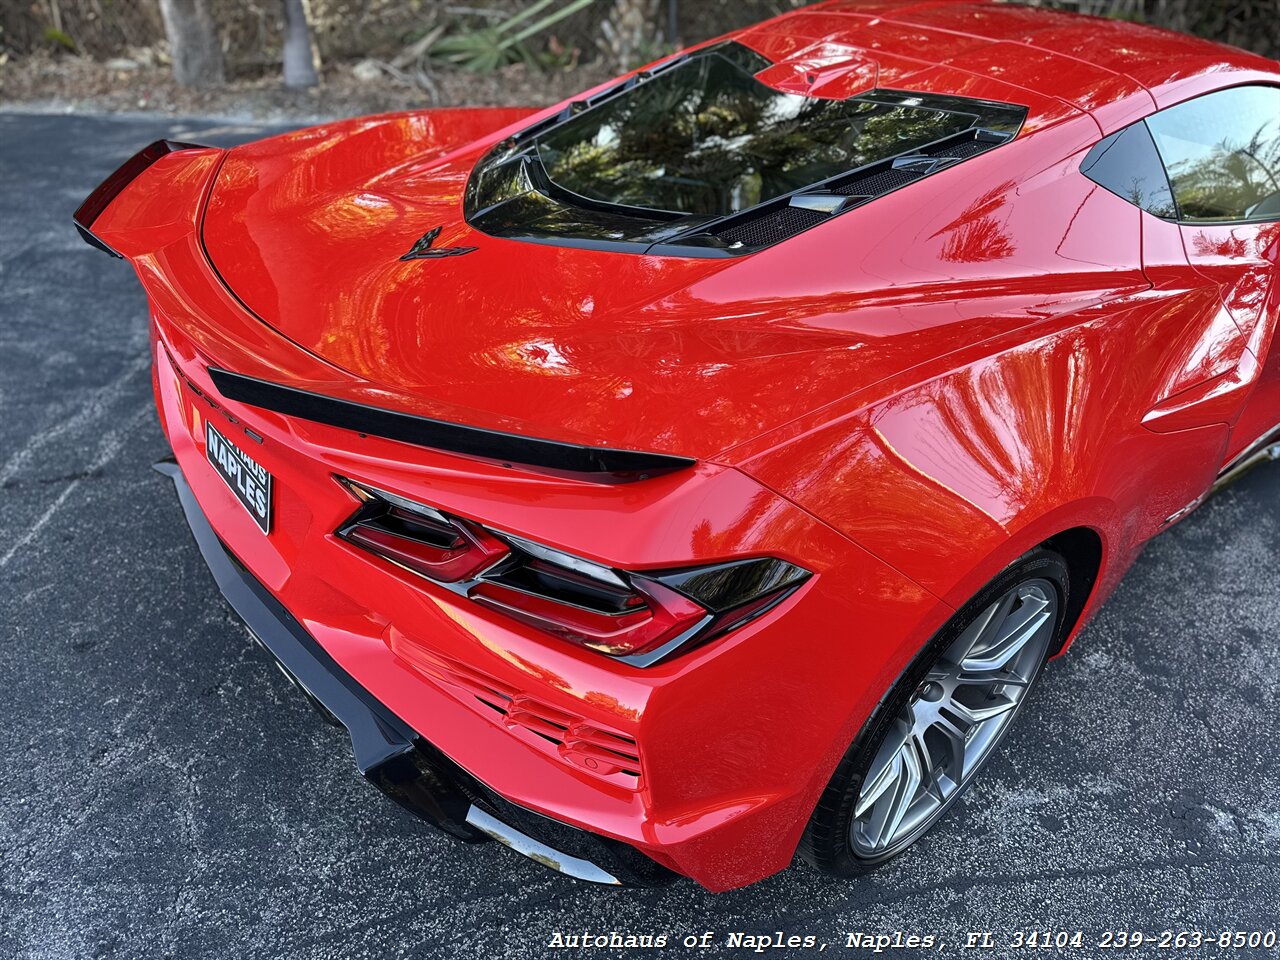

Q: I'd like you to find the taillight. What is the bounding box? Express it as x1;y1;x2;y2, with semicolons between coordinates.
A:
471;574;706;659
335;478;811;666
337;480;509;583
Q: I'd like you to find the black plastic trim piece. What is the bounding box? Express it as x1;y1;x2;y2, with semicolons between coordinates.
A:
207;367;695;483
73;139;208;258
75;222;123;258
154;459;419;774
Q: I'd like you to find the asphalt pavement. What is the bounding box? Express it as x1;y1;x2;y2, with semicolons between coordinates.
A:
1;111;1278;960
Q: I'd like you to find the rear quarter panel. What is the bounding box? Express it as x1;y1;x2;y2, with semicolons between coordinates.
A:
726;113;1234;645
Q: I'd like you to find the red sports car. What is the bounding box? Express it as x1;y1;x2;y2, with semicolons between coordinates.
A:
75;1;1280;891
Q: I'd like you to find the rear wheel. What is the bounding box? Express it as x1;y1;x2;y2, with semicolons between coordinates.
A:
800;549;1068;874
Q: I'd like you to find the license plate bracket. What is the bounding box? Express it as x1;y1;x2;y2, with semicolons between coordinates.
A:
205;421;272;532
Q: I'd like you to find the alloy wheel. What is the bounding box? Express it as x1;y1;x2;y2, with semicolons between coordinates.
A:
849;578;1059;859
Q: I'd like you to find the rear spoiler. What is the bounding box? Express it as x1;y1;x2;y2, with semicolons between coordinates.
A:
74;139;208;257
208;368;697;484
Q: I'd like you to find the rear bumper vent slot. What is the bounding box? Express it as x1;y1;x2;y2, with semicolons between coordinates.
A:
385;633;644;787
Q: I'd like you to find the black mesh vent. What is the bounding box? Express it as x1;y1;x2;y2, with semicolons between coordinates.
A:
833;167;922;196
713;206;829;247
830;139;993;198
934;140;988;160
693;133;1005;251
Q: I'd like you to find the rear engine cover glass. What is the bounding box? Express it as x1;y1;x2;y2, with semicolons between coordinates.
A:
535;53;972;217
465;43;1027;256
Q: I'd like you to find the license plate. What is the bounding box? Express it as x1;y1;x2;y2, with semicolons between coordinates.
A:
205;421;272;533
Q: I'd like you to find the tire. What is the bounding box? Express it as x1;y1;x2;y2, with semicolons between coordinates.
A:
799;548;1070;875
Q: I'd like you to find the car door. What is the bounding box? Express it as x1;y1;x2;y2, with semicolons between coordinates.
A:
1145;84;1280;463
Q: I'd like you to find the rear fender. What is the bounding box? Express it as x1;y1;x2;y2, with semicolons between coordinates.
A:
737;296;1235;653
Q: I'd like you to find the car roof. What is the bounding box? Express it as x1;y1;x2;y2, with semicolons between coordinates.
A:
730;0;1280;135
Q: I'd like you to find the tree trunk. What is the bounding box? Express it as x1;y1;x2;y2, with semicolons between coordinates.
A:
281;0;320;88
158;0;225;87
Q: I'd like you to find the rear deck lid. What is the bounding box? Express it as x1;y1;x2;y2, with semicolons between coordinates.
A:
199;49;1041;462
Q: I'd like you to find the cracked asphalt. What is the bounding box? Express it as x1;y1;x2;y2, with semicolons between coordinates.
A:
2;111;1278;960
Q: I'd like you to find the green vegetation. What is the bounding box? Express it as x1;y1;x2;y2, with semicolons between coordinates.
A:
426;0;597;72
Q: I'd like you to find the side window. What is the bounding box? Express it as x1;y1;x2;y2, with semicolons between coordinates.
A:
1081;122;1178;219
1146;85;1280;223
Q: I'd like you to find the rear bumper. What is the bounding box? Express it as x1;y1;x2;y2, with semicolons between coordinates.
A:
155;457;675;886
144;280;949;891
